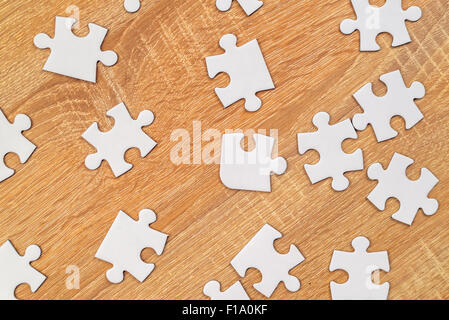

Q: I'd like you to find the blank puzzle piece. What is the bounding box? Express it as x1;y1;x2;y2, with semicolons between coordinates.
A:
206;34;275;112
124;0;141;13
0;240;46;300
82;102;157;178
340;0;422;51
231;224;304;298
0;109;36;183
34;16;118;83
367;153;439;226
352;70;425;142
330;236;390;300
216;0;263;16
203;280;250;300
220;133;287;192
95;209;168;284
297;112;363;191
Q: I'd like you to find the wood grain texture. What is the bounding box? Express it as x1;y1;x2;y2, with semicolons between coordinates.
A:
0;0;448;300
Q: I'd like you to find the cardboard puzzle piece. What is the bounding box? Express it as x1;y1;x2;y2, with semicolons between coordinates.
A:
82;102;157;178
330;236;389;300
231;224;304;298
34;16;118;82
216;0;263;16
206;34;274;112
124;0;141;13
340;0;422;51
352;70;425;142
297;112;363;191
220;133;287;192
95;209;168;284
0;109;36;183
0;240;46;300
203;280;250;300
367;153;439;226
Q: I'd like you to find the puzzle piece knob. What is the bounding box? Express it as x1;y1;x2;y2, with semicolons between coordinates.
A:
312;112;330;128
138;209;157;225
124;0;141;13
244;95;262;112
24;244;42;262
272;157;287;175
203;280;220;297
340;19;357;35
13;114;32;131
284;275;300;293
99;51;118;67
106;267;125;284
85;153;102;171
33;33;52;49
332;176;350;192
137;110;155;126
423;198;439;216
367;163;384;180
216;0;233;12
219;34;237;51
352;113;368;131
410;81;426;100
352;236;370;251
405;6;422;22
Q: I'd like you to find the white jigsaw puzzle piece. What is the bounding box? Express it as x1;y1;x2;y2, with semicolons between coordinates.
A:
82;102;157;178
297;112;363;191
340;0;422;51
95;209;168;284
352;70;425;142
124;0;141;13
330;236;389;300
216;0;263;16
34;16;118;83
0;240;46;300
0;109;36;183
220;133;287;192
203;280;250;300
206;34;275;112
231;224;304;298
367;153;439;226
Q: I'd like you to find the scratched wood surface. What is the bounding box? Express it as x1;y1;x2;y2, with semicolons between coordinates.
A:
0;0;448;300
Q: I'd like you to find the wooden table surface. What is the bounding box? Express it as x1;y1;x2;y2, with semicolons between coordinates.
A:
0;0;448;300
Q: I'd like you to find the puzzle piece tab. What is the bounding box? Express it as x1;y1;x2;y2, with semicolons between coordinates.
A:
95;209;168;283
124;0;141;13
0;240;46;300
231;224;304;298
82;102;157;178
340;0;422;51
203;280;250;300
220;133;287;192
216;0;263;16
297;112;363;191
330;236;389;300
34;16;118;83
367;153;439;226
352;70;425;142
0;109;36;182
206;34;275;112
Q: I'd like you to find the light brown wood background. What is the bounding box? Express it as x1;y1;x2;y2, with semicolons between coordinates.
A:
0;0;447;300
